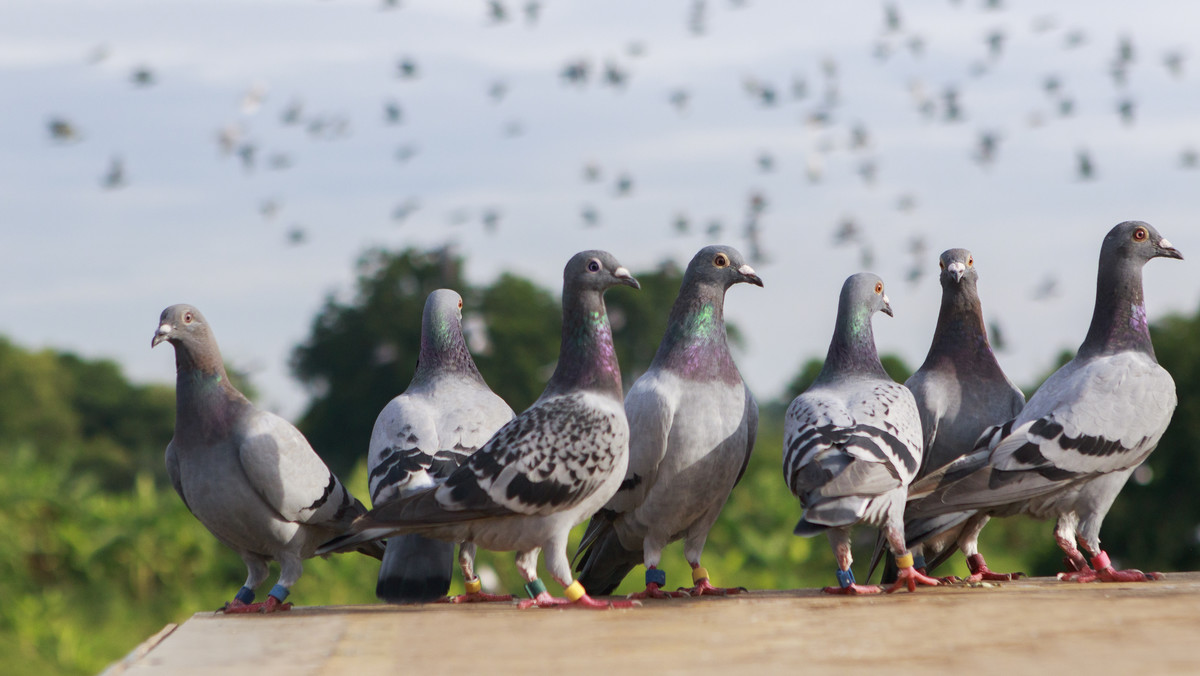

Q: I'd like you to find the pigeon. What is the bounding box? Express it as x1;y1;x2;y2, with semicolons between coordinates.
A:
574;245;762;599
368;290;515;603
875;249;1026;583
904;221;1181;583
783;273;937;594
152;304;382;613
319;251;641;609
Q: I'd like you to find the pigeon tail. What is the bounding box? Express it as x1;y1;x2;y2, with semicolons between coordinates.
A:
574;515;642;596
375;534;455;603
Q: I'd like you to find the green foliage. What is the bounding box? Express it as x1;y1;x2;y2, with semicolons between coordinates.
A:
781;353;913;403
471;273;562;412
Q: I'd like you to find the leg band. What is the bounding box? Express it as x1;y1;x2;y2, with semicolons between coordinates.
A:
268;584;290;602
645;568;667;587
836;568;856;589
523;578;547;599
895;552;915;569
691;566;710;584
563;581;586;602
1091;551;1112;570
234;586;255;604
464;577;483;594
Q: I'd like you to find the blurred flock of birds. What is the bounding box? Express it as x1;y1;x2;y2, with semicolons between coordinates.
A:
43;0;1197;295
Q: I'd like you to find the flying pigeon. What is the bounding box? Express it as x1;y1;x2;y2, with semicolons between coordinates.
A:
877;249;1026;583
905;221;1181;583
152;304;382;613
575;245;762;599
369;289;515;603
320;251;641;609
783;273;937;594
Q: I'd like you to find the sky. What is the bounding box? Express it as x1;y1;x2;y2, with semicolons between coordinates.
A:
3;0;1199;418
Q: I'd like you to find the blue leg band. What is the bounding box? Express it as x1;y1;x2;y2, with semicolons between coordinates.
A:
268;584;290;602
836;568;856;589
912;553;927;570
524;578;547;599
645;568;667;587
234;586;255;604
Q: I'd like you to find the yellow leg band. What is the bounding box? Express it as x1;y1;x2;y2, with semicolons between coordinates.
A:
564;581;586;602
895;552;915;569
464;577;482;594
692;567;710;584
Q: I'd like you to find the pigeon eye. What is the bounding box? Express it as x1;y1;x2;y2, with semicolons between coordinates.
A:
183;312;194;324
713;253;729;267
457;299;463;310
968;256;974;267
587;258;602;272
874;282;883;294
1133;227;1148;242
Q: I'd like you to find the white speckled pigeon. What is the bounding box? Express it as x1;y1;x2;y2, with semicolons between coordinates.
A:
319;250;641;609
875;249;1026;583
152;304;382;613
574;245;762;599
905;221;1181;583
783;273;938;594
368;289;515;603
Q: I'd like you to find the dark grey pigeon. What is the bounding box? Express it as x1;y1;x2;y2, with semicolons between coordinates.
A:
368;289;515;603
574;245;762;598
875;249;1026;583
783;273;937;594
152;304;382;613
320;251;641;609
905;221;1181;582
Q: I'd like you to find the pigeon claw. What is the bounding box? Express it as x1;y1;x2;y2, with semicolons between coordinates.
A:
449;591;515;604
517;591;638;610
965;553;1025;582
627;582;687;600
1062;567;1163;583
886;566;940;593
822;583;883;595
220;598;291;614
675;578;747;597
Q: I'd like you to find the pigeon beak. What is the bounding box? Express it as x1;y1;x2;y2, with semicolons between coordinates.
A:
738;264;764;287
151;323;172;348
612;266;640;290
881;294;894;317
1155;237;1184;260
947;261;966;283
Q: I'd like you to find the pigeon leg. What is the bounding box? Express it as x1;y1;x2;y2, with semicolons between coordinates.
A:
450;543;513;603
221;555;275;613
883;527;939;593
959;516;1024;582
1053;518;1095;580
626;566;687;600
822;528;881;595
1065;546;1163;583
517;544;638;609
673;532;745;596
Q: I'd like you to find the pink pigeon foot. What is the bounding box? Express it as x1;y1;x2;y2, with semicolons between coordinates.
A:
965;553;1025;582
822;583;883;595
676;578;747;597
1060;552;1162;583
627;582;687;600
518;591;637;609
886;566;941;593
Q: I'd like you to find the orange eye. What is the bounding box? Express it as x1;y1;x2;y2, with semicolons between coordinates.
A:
457;299;463;309
967;256;974;267
1133;227;1148;242
714;253;729;267
874;282;883;294
183;312;194;324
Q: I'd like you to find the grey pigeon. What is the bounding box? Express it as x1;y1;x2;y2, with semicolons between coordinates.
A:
876;249;1026;583
574;245;762;598
783;273;938;594
905;221;1181;582
152;304;382;613
319;251;641;608
368;289;515;603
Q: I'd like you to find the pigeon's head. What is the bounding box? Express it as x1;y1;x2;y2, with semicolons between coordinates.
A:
842;272;893;318
151;304;213;349
1103;221;1183;264
425;288;465;326
685;245;764;289
938;248;978;286
564;250;641;293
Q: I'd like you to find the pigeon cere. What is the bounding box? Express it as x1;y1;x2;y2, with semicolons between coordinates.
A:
6;2;1200;674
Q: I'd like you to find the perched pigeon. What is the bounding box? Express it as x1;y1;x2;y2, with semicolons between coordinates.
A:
905;222;1181;583
574;245;763;599
783;273;938;594
320;251;641;609
152;304;382;613
369;289;515;603
877;249;1026;583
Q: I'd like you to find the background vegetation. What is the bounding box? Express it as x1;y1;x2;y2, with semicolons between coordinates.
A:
3;246;1196;675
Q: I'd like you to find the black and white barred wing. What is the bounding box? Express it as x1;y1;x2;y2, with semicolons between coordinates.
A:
435;391;628;517
367;396;445;506
988;352;1176;491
